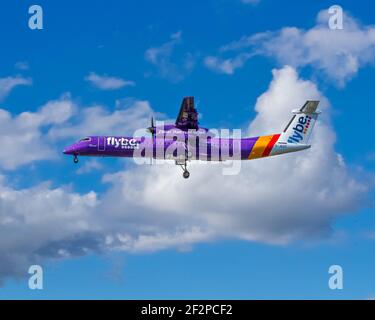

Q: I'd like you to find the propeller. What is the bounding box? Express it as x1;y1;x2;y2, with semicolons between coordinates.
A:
147;116;156;165
147;116;156;139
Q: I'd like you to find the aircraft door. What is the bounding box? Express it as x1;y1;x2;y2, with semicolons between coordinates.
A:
98;136;106;151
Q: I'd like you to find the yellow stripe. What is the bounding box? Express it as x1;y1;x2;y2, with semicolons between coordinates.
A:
248;135;275;160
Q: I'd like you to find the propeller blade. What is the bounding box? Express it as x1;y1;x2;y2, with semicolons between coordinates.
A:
147;116;156;136
147;116;156;165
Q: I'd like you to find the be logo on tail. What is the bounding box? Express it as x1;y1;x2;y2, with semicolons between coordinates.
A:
287;115;312;143
278;100;320;145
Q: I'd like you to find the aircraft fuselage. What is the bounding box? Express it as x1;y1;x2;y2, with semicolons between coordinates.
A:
63;134;310;161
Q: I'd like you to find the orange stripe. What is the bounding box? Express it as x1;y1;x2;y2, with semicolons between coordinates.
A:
262;134;280;157
248;135;274;160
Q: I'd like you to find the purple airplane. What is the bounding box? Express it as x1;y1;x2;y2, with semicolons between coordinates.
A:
63;97;321;178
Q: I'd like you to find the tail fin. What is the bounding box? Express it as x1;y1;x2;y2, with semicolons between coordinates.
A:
278;101;321;144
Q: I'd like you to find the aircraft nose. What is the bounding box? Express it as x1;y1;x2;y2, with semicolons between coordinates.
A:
63;144;76;155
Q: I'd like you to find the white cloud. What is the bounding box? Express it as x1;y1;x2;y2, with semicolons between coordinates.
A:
0;178;98;283
0;93;160;170
76;159;103;175
85;72;135;90
14;61;29;71
0;66;369;283
204;53;253;75
82;66;369;244
145;31;182;65
0;94;75;169
97;67;367;247
48;99;158;139
241;0;260;5
0;76;32;101
206;9;375;85
362;231;375;240
145;31;195;82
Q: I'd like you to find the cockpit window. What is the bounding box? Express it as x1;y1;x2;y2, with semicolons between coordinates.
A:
79;137;91;142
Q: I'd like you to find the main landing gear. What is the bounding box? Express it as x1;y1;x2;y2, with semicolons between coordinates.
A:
73;155;79;164
177;159;190;179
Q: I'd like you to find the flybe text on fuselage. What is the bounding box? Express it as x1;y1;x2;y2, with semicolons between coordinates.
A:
107;137;139;149
287;115;312;143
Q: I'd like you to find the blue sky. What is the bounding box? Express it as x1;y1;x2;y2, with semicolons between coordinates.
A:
0;0;375;299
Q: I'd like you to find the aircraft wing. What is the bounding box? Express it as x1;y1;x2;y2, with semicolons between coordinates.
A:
175;96;199;130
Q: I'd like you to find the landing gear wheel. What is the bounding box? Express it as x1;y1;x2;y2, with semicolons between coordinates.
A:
73;155;79;164
177;156;190;179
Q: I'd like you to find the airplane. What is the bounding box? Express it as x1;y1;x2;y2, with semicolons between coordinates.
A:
63;97;321;179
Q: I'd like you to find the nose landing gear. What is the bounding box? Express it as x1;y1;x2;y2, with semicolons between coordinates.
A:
73;155;79;164
183;170;190;179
